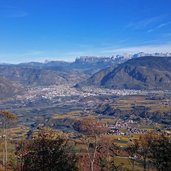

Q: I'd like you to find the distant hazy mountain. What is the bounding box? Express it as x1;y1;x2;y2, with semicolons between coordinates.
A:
82;56;171;90
1;55;171;93
18;55;127;71
0;56;127;88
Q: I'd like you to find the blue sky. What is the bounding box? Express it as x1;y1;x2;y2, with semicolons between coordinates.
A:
0;0;171;63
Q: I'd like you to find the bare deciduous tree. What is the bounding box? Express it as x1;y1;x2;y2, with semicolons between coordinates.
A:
73;118;107;171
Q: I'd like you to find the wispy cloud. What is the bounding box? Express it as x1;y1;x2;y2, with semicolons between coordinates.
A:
126;15;166;31
1;43;171;64
57;43;171;60
111;44;171;54
147;22;171;33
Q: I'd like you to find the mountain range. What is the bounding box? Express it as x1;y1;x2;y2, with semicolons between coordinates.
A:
82;56;171;90
0;56;126;98
0;55;127;86
1;55;171;99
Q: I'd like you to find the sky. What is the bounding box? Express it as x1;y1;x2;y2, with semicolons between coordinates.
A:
0;0;171;63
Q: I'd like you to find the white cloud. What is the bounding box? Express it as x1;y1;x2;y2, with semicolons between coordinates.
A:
1;44;171;64
126;16;165;30
112;44;171;54
147;22;171;33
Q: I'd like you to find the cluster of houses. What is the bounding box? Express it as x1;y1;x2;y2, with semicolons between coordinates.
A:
107;120;149;135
